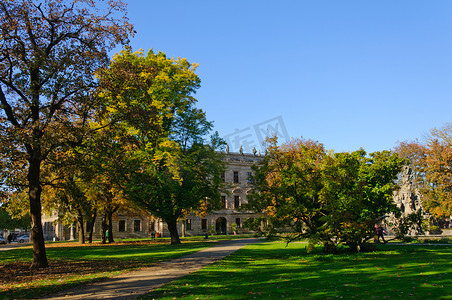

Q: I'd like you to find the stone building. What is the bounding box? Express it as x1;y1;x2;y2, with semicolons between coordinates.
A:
393;166;424;216
388;165;429;235
42;151;264;241
42;209;153;241
154;151;264;237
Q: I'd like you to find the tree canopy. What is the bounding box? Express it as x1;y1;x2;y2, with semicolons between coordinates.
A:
0;0;133;268
396;123;452;217
247;138;405;252
95;48;225;244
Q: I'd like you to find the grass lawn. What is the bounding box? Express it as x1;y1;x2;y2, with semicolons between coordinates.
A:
141;241;452;300
0;239;217;299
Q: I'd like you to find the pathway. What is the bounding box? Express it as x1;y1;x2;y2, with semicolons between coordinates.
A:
39;238;264;300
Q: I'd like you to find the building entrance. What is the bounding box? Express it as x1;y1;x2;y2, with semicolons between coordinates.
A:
216;217;227;234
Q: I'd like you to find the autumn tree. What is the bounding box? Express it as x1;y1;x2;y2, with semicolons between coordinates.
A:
421;124;452;217
96;48;225;244
0;0;133;268
246;137;326;239
394;140;426;187
397;123;452;218
247;138;405;252
41;122;140;244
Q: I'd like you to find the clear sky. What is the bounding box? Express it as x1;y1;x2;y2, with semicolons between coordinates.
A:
121;0;452;153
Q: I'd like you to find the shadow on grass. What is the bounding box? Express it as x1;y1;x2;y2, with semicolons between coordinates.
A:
0;241;216;262
0;274;113;300
0;241;216;299
142;242;452;299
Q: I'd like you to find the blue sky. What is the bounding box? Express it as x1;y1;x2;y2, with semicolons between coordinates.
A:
122;0;452;153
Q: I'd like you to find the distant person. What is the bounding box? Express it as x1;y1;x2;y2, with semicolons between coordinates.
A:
151;231;155;240
375;224;387;243
7;233;12;244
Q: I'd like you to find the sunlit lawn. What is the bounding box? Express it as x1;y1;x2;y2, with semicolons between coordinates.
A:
141;241;452;300
0;239;216;299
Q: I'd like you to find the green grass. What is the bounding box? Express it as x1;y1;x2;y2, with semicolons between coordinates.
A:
141;241;452;300
0;240;216;299
0;241;215;263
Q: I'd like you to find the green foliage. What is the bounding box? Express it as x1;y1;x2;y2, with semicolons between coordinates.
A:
319;150;405;251
247;138;405;252
0;206;30;230
386;210;424;240
208;225;216;235
96;48;225;244
231;223;238;233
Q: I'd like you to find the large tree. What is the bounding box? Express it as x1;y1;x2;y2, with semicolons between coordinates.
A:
246;137;326;239
319;150;405;251
96;48;225;244
247;138;405;252
0;0;133;268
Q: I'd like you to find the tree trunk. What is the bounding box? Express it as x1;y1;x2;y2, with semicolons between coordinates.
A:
87;210;97;243
107;212;114;243
77;210;85;244
101;215;107;244
167;220;181;245
28;155;49;269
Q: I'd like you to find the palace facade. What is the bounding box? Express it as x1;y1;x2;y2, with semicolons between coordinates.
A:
42;151;264;241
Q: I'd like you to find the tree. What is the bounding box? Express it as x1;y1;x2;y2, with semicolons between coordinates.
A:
246;137;326;241
0;0;133;268
396;123;452;218
41;124;140;244
319;150;405;251
247;138;405;252
422;125;452;217
394;140;426;188
0;204;30;230
126;139;225;244
96;48;225;244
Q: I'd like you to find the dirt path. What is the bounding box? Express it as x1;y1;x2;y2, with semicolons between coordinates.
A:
0;242;30;251
39;238;264;300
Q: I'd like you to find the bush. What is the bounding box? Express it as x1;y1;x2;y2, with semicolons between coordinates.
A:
428;225;442;235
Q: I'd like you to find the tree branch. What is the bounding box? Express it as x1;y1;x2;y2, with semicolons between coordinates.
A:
0;86;20;127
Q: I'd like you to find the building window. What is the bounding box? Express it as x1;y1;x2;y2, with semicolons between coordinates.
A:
134;220;141;232
185;219;192;230
221;172;225;182
234;195;240;208
233;171;239;183
247;172;252;183
201;219;207;230
236;218;241;228
118;220;126;232
221;196;226;208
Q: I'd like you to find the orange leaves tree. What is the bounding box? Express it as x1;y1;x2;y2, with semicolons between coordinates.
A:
247;138;404;252
397;123;452;218
246;138;325;238
0;0;133;268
